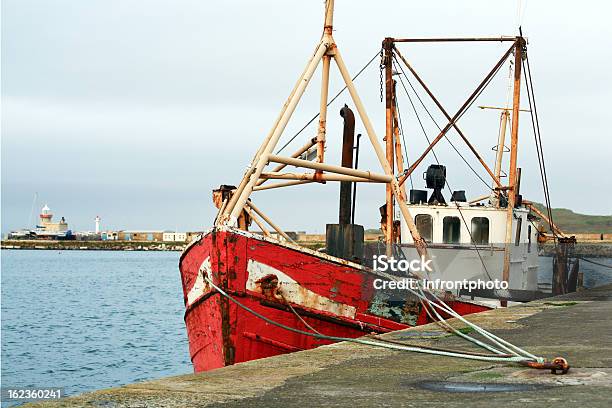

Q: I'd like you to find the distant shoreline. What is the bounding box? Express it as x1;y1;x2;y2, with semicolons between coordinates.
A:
2;239;611;258
0;239;187;252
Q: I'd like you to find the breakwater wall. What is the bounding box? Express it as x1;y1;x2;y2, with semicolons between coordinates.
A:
3;239;611;257
0;240;187;252
540;242;612;258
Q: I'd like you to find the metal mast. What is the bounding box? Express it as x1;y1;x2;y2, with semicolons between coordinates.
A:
219;0;428;258
383;38;395;246
502;37;525;297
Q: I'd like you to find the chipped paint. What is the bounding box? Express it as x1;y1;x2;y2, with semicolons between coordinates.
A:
187;256;212;306
246;259;357;318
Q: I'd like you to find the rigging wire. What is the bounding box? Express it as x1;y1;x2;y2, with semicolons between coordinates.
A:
392;57;494;191
515;0;528;30
394;68;440;165
391;58;497;281
522;47;556;244
393;96;414;189
577;257;612;269
276;50;380;154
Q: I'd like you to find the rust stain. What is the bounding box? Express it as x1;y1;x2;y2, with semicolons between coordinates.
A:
255;274;280;300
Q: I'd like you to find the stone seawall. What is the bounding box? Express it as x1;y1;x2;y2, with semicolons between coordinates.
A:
4;239;611;257
540;242;612;258
0;239;187;252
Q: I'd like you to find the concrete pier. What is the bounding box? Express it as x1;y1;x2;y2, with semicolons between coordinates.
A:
27;285;612;407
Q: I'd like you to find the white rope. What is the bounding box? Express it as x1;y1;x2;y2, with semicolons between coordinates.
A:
408;282;527;358
392;271;541;360
372;270;540;361
203;275;537;365
412;283;541;361
415;286;511;356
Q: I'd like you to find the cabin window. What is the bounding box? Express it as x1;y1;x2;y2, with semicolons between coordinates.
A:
415;214;433;243
471;217;489;245
528;225;532;253
515;217;522;246
443;216;461;244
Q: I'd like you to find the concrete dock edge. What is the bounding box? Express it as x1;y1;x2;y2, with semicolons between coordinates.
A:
25;285;612;407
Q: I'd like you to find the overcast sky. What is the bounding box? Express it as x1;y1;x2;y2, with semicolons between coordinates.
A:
2;0;611;234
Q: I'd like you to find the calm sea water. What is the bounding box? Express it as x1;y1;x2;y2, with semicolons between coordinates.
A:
1;250;191;406
1;250;611;406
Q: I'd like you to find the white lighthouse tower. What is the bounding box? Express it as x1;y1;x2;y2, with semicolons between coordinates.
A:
38;204;68;232
39;204;53;226
95;216;101;234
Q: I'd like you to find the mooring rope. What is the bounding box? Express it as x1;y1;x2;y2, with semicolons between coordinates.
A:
203;275;538;364
577;257;612;269
396;279;539;360
281;285;510;357
413;285;540;360
281;285;515;358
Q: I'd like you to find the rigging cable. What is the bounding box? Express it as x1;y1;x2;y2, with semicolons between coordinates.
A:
392;56;494;191
577;257;612;270
393;96;414;189
276;50;380;154
391;58;497;281
522;45;556;244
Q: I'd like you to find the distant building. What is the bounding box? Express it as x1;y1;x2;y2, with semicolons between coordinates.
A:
163;232;188;242
98;230;193;242
253;230;306;242
101;231;118;241
117;230;164;242
186;231;204;242
76;231;102;241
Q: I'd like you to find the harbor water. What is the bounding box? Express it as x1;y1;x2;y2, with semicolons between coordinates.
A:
1;250;191;407
1;250;611;406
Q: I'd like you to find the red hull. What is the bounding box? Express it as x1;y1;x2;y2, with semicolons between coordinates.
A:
179;228;490;372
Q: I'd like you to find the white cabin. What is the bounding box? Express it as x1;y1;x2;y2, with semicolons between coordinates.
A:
399;202;539;294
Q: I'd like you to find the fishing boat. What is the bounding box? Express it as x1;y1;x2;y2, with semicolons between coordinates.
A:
179;1;577;372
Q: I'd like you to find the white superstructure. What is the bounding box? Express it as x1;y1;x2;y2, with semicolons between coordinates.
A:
400;202;539;293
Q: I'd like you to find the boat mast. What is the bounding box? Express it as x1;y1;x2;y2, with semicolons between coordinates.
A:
383;38;395;246
493;110;509;190
222;6;334;224
502;37;525;298
316;0;334;166
218;0;429;260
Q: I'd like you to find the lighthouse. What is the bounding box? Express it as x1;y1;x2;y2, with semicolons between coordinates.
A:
39;204;53;226
38;204;68;232
95;216;101;234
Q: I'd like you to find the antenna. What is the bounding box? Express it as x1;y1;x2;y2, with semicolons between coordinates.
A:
28;192;38;227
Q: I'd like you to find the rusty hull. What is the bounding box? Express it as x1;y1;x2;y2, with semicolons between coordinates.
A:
179;227;491;372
